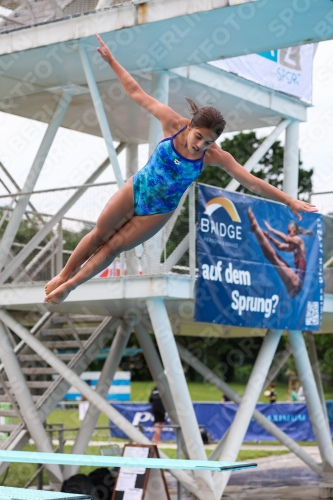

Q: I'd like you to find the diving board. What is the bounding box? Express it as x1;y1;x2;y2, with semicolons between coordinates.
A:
0;450;256;473
0;487;90;499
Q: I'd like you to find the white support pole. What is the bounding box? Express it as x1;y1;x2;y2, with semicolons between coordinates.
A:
125;144;139;273
264;346;292;388
0;146;125;285
56;220;63;276
189;183;196;277
164;190;189;243
288;330;333;476
134;323;179;425
283;121;300;199
144;72;169;274
148;72;169;155
63;319;133;479
146;298;215;496
0;322;63;489
305;331;330;430
215;330;283;495
12;235;58;284
0;310;200;500
126;143;138;179
0;90;72;272
164;234;189;273
226;119;290;192
78;44;124;188
177;342;322;475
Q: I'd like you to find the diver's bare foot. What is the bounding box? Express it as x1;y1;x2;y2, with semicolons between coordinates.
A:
247;207;258;232
45;274;68;295
43;283;72;305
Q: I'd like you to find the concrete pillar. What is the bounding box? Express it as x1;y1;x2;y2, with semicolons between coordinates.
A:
282;120;300;199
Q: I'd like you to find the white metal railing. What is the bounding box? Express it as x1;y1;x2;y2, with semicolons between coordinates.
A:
1;182;333;290
0;0;157;33
0;182;195;283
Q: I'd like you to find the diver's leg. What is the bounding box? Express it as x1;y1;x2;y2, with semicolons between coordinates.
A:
45;179;134;295
248;208;300;296
44;210;174;304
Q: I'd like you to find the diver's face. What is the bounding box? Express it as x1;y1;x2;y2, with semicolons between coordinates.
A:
187;126;218;154
288;224;297;236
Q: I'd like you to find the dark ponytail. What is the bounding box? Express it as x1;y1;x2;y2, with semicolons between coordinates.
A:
185;97;226;137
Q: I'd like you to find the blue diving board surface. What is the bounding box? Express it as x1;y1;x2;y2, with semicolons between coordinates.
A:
0;486;90;499
0;450;256;473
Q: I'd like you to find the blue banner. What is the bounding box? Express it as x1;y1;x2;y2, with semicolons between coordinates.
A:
194;185;324;330
110;402;333;442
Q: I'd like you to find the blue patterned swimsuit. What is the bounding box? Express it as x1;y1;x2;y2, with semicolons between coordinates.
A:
132;125;206;215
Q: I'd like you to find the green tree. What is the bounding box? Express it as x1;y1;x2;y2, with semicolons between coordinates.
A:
197;131;313;197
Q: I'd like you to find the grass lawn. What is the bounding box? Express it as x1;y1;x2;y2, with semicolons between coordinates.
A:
0;443;289;489
130;381;313;403
160;448;289;460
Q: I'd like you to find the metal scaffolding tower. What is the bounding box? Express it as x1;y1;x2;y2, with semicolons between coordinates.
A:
0;1;333;497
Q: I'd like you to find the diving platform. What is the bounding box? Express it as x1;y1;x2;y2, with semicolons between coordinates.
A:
1;275;333;336
0;1;333;497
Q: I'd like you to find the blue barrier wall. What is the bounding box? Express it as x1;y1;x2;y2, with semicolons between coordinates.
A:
110;402;333;442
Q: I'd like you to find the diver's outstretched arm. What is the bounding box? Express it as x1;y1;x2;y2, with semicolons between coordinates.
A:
207;144;318;220
264;221;293;243
96;34;180;126
265;232;290;251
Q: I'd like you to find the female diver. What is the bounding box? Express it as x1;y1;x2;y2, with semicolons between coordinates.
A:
44;34;318;305
248;208;313;297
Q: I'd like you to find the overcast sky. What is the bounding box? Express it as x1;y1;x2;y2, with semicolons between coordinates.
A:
0;39;333;218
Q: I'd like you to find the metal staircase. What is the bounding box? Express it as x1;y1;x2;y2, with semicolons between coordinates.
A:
0;312;119;475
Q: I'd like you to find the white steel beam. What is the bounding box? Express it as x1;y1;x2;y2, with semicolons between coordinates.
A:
283;121;300;199
163;190;188;244
0;90;72;272
134;322;179;426
0;310;201;499
0;316;119;475
0;1;331;64
0;144;125;285
144;72;170;274
78;44;124;188
146;297;215;497
0;321;63;489
63;319;133;479
214;330;283;495
56;221;63;276
12;235;58;284
170;65;308;123
225;119;290;192
264;346;292;388
305;331;330;430
125;143;139;273
148;72;169;155
189;184;196;277
164;234;189;273
177;342;322;475
288;330;333;476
